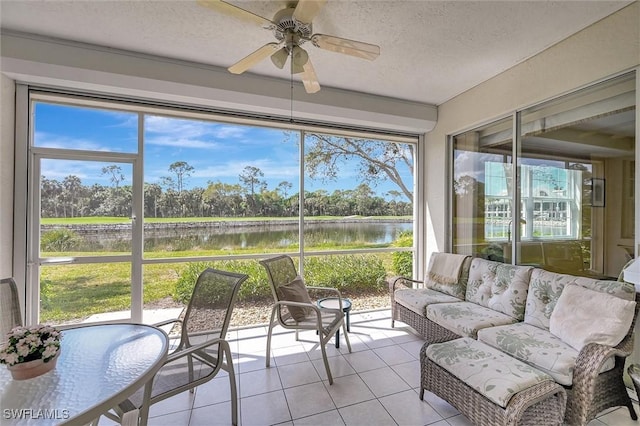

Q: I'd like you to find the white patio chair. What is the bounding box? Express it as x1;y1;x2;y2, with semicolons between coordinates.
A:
259;255;351;384
108;268;248;426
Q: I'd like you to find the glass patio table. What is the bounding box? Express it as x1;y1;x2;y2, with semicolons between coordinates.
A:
0;323;168;426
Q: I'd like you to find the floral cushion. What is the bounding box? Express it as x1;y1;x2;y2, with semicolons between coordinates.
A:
394;288;461;316
524;269;635;330
465;258;532;320
426;302;518;339
426;337;551;408
477;322;615;386
425;254;472;300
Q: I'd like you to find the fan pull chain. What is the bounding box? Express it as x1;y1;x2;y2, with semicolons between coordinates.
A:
290;49;294;124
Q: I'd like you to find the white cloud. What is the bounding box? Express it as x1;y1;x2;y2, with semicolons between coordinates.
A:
41;159;132;186
144;116;248;140
35;131;112;152
145;136;220;149
453;150;503;181
193;159;300;180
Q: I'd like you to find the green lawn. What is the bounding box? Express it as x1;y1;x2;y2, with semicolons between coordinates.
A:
38;216;408;323
40;249;397;324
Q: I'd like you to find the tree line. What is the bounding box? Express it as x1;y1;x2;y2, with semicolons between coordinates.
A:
42;137;415;219
41;164;412;219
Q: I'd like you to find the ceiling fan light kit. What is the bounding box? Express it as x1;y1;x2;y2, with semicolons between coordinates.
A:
198;0;380;94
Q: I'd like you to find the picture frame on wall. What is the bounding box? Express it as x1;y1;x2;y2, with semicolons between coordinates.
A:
592;178;605;207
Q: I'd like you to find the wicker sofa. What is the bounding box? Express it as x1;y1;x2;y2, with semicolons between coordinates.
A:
389;253;640;425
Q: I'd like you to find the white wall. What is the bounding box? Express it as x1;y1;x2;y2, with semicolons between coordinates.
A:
0;32;436;135
424;2;640;258
0;73;15;277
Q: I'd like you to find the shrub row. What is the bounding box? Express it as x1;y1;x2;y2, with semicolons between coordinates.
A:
174;254;388;304
391;230;413;276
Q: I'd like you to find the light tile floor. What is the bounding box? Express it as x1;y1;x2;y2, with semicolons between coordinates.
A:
106;309;640;426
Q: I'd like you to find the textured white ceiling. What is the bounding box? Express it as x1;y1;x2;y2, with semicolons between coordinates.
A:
0;0;632;105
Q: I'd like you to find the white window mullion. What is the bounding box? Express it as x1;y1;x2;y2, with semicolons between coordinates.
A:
130;113;145;323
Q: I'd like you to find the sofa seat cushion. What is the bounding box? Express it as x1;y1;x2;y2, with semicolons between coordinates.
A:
394;288;461;316
465;258;533;320
426;337;551;408
477;322;615;386
426;302;518;339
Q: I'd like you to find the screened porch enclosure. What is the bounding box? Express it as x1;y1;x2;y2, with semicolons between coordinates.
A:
28;92;417;326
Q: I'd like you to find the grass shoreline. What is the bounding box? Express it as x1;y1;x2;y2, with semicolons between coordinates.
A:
41;215;412;225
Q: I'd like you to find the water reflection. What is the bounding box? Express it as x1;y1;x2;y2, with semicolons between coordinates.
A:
42;221;412;252
145;222;412;251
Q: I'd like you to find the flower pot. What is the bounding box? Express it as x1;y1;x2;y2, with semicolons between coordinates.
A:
7;353;59;380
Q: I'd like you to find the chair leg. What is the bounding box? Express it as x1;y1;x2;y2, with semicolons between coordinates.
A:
320;338;333;385
266;306;278;368
188;353;195;393
138;378;155;426
342;320;352;353
223;343;238;426
627;402;638;421
391;303;395;328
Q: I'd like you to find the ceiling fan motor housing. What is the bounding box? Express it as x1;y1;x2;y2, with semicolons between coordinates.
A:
272;8;311;46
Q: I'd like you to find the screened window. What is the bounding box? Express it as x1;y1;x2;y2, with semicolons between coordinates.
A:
26;93;417;325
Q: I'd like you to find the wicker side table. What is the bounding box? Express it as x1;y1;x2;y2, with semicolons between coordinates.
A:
420;339;567;426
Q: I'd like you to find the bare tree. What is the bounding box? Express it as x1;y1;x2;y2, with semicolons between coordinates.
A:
162;161;194;193
101;165;125;189
305;134;413;201
239;166;265;197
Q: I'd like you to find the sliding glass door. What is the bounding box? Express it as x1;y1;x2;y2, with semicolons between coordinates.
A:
452;72;636;278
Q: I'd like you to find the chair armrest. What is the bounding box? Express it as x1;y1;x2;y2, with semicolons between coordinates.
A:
273;300;342;326
390;276;423;292
571;339;632;401
166;336;231;363
153;318;181;328
274;300;323;313
307;286;343;309
306;285;340;294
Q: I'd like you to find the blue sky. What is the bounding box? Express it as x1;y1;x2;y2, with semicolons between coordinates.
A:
34;103;412;199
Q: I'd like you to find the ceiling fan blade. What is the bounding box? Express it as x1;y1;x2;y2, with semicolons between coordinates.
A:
197;0;273;26
311;34;380;61
292;0;327;24
228;43;281;74
301;58;321;94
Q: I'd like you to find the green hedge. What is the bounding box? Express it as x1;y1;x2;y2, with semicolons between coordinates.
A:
303;255;386;292
175;254;387;304
175;260;270;304
391;230;413;276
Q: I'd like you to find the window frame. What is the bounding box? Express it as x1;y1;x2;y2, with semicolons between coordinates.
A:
15;87;421;325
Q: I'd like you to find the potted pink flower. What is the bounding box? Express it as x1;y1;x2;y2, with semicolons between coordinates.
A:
0;324;62;380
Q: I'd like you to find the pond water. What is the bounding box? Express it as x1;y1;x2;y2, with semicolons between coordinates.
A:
144;221;413;251
44;221;413;252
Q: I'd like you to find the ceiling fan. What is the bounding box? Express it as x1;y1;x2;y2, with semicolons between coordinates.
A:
198;0;380;94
